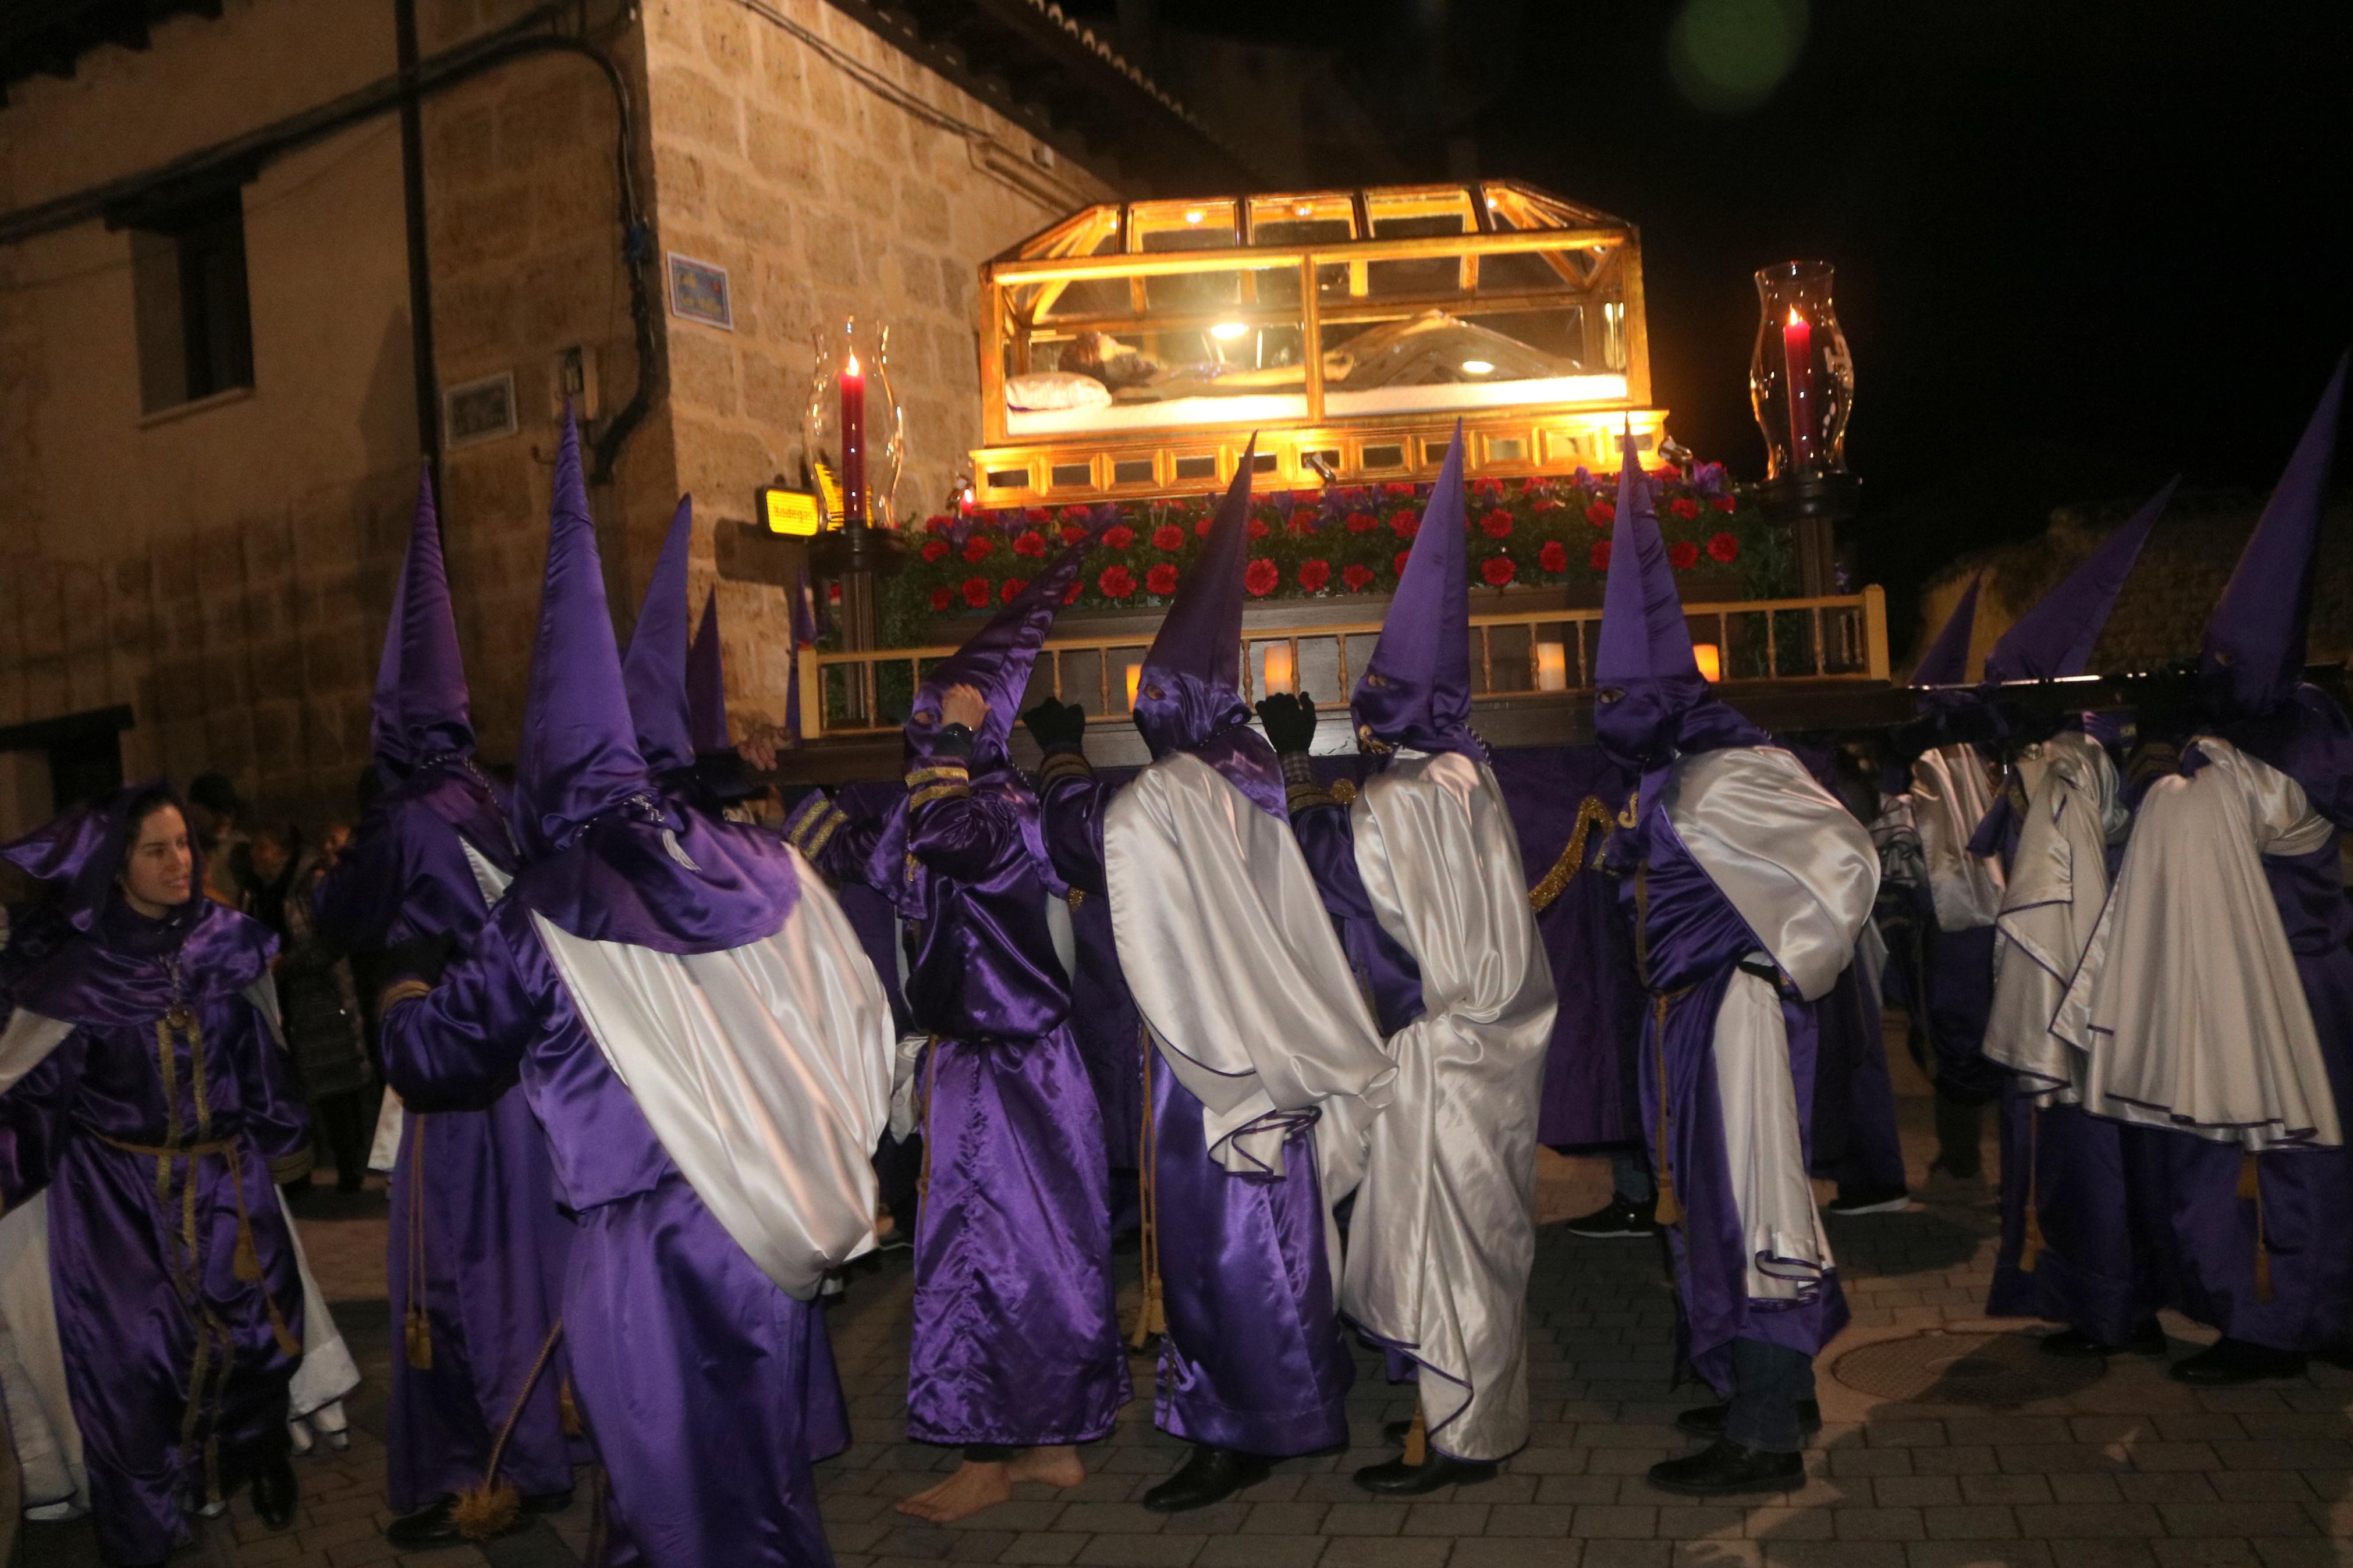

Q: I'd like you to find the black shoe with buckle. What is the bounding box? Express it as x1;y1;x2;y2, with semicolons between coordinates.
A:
250;1449;299;1531
2169;1337;2308;1386
1675;1399;1821;1440
2040;1321;2166;1359
1825;1185;1911;1217
1142;1445;1272;1512
1563;1193;1658;1239
1355;1452;1499;1495
1647;1438;1805;1496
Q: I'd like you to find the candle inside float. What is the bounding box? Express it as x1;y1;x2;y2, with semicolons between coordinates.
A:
1693;643;1722;682
1262;643;1296;695
1780;307;1818;469
1535;641;1568;692
839;349;868;527
1125;664;1142;709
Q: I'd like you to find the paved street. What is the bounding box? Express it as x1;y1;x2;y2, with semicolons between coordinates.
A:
25;1055;2353;1568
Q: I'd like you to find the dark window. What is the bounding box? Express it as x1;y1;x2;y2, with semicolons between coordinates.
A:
130;189;254;413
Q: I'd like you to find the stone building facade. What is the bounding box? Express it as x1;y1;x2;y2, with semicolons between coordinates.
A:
0;0;1225;836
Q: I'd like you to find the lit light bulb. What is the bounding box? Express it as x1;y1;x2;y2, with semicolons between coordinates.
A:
1211;321;1249;340
1184;209;1204;224
1460;360;1494;375
1294;202;1313;216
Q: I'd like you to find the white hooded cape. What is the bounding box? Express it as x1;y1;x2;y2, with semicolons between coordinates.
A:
1911;743;2005;932
1340;750;1555;1462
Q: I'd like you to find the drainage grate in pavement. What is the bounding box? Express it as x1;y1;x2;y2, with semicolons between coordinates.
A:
1830;1329;2107;1407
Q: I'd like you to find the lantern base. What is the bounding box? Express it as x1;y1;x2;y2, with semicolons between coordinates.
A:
809;524;908;581
1755;470;1861;525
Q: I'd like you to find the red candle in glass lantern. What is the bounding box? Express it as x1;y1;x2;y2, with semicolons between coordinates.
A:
1781;307;1818;468
839;348;867;527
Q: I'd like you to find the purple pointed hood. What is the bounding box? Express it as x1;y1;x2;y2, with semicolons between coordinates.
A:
1355;423;1480;758
1134;446;1255;758
2201;355;2346;719
906;525;1099;770
1911;576;1982;687
371;465;475;772
1592;431;1712;769
1986;482;2174;684
620;495;697;778
513;411;654;859
688;588;730;756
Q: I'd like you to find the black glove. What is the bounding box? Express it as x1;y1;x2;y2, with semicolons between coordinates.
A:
1023;698;1089;753
381;933;459;990
1255;692;1319;755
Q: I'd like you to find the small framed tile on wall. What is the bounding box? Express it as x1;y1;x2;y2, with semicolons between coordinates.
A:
667;254;733;331
444;370;518;449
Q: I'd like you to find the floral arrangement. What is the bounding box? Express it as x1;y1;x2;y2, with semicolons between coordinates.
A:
873;462;1795;647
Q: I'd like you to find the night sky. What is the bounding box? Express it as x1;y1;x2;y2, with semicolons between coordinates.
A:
1133;0;2353;628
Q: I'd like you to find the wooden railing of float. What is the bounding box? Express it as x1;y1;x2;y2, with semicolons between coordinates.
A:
798;586;1887;739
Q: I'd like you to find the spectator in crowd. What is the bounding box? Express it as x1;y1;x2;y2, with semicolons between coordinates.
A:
247;824;375;1196
186;770;250;907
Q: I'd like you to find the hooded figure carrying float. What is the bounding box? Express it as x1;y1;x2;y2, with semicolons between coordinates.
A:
2052;359;2353;1385
1587;433;1878;1496
1257;429;1557;1495
379;415;893;1565
1972;478;2176;1359
1031;449;1399;1513
310;470;578;1550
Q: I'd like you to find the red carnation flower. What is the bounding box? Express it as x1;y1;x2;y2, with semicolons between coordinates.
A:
1393;549;1412;577
1585;500;1616;527
1248;517;1270;540
1539;541;1568;573
921;538;950;564
1345;511;1377;535
1711;493;1738;513
1098;564;1137;599
924;515;954;535
1152;524;1185;552
1533;498;1564;514
828;582;843;603
1298;559;1332;592
1708;531;1740;564
1343;563;1374;591
1013;530;1046;558
1290;508;1319;535
1390;510;1419;539
1146;562;1179;596
1383;481;1417;498
1669;496;1701;522
962;577;992;607
1001;577;1028;602
1669;541;1701;571
1482;556;1516;588
1103;525;1135;552
1481;509;1514;540
1195;517;1215;538
1026;507;1053;524
1245;558;1280;597
1653;463;1682;483
1060;505;1092;522
1063;582;1082;605
1590;541;1613;571
929;585;954;611
962;535;995;563
1060;524;1089;546
1472;476;1504;497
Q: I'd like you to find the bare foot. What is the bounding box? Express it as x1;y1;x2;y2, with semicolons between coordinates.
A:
1006;1445;1085;1488
895;1460;1014;1523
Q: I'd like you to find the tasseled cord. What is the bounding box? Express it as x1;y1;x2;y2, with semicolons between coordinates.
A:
1131;1025;1166;1347
2239;1153;2275;1303
450;1318;566;1541
2018;1104;2047;1273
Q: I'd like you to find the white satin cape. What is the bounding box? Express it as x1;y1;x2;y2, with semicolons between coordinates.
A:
1665;748;1880;1299
1911;744;2006;932
1103;751;1396;1268
1983;732;2125;1103
531;848;896;1300
0;987;364;1507
1339;750;1555;1462
2055;738;2340;1150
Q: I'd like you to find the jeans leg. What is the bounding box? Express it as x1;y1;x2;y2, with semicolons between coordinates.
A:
1722;1339;1815;1453
1611;1147;1656;1205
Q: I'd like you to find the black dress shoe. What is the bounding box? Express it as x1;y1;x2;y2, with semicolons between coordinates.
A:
1674;1399;1821;1439
1825;1185;1911;1217
250;1449;299;1530
2170;1337;2308;1386
386;1498;461;1550
1562;1193;1658;1239
1141;1445;1272;1512
1647;1438;1804;1496
2041;1321;2166;1359
1355;1452;1499;1494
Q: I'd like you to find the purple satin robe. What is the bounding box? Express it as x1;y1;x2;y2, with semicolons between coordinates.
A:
1613;771;1850;1393
896;760;1127;1448
380;902;845;1567
313;764;576;1512
1810;961;1908;1195
0;901;308;1566
1039;763;1354;1457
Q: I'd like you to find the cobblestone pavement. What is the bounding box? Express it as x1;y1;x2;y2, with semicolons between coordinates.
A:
27;1064;2353;1568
